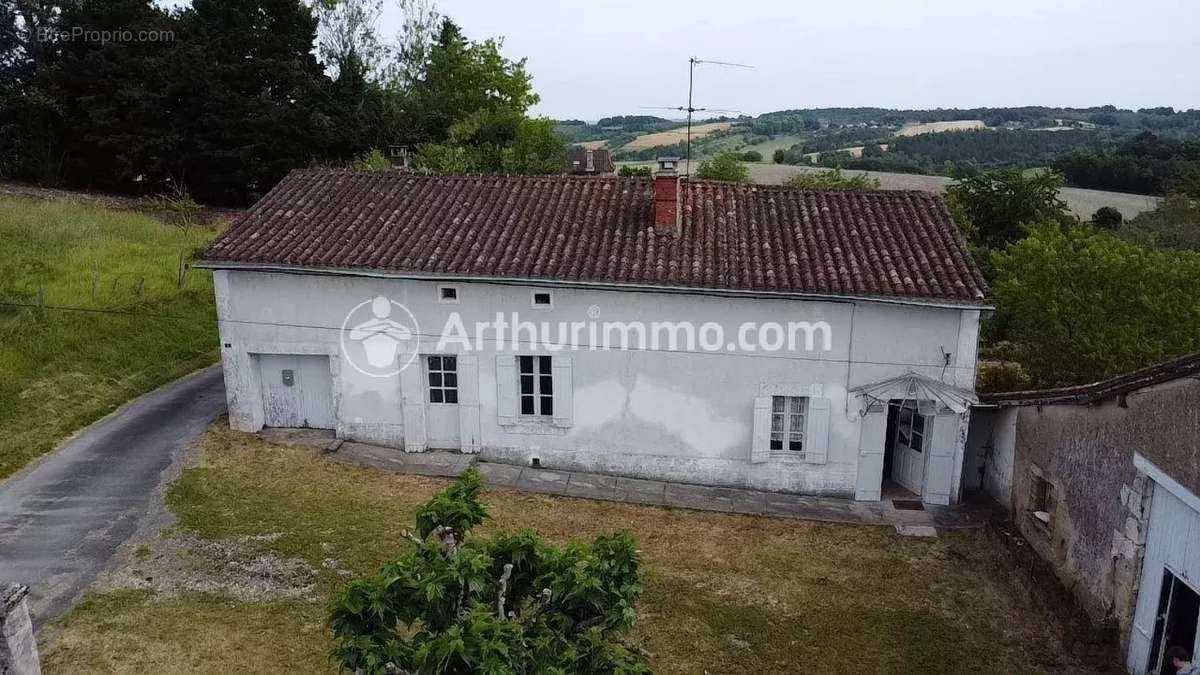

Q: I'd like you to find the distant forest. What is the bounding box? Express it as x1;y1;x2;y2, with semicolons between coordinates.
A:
561;106;1200;197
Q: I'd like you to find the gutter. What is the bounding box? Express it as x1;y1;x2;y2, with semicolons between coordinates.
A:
192;261;995;312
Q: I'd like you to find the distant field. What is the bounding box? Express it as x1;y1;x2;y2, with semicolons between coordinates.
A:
624;122;732;150
897;120;987;137
616;160;1161;220
740;134;806;157
802;144;890;161
576;139;608;150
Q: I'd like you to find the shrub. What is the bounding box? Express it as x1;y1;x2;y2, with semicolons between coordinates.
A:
351;148;393;173
772;149;785;164
618;165;653;177
1091;206;1123;229
782;168;880;191
328;468;650;674
694;153;750;183
738;150;762;162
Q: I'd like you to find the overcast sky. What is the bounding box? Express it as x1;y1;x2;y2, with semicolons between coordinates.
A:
375;0;1200;120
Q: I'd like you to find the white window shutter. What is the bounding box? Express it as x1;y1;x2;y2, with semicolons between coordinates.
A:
551;356;573;428
805;396;831;464
496;355;517;425
751;396;772;463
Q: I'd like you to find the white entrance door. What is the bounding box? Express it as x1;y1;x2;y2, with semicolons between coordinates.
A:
258;354;335;429
891;402;928;495
424;355;461;450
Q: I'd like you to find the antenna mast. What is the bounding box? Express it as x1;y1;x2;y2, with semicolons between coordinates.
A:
683;57;752;176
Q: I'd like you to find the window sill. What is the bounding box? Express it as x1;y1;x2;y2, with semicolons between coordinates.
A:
499;419;567;436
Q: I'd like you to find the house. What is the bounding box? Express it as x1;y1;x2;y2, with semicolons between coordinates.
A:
969;353;1200;673
198;161;988;506
567;146;615;174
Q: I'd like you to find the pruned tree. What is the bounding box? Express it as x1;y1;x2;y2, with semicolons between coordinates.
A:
328;469;651;675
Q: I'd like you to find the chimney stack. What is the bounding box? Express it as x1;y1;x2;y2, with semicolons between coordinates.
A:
653;157;681;237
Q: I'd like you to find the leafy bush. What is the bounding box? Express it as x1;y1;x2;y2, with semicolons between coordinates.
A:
783;168;880;191
772;149;785;164
328;468;650;674
1091;206;1123;229
945;169;1071;251
694;153;749;183
738;150;762;162
351;149;394;173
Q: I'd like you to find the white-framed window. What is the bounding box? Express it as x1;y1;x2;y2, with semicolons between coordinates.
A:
517;355;553;416
531;291;553;308
770;395;807;455
895;402;926;452
426;355;458;404
437;285;460;304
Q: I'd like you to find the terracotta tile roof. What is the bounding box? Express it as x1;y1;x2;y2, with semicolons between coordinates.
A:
203;170;987;303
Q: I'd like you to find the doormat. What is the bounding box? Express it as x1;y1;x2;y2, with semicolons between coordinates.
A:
892;500;925;511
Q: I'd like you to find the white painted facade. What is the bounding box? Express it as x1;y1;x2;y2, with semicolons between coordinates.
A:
211;269;982;504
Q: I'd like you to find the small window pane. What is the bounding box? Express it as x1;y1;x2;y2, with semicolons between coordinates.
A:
789;440;803;452
440;287;457;300
772;396;785;412
430;389;444;403
444;389;458;404
771;414;784;433
538;356;551;374
520;374;534;395
519;355;533;373
444;373;457;388
540;396;553;416
429;372;442;387
790;397;805;414
521;396;535;415
540;375;553;395
443;356;456;371
534;292;551;305
770;439;782;450
427;356;441;370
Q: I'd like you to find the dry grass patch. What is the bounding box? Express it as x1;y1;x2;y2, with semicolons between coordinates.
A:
45;425;1083;674
623;122;732;150
896;120;988;137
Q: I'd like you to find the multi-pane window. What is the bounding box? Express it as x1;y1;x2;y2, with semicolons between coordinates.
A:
896;403;926;452
426;355;458;404
518;355;553;416
770;396;807;454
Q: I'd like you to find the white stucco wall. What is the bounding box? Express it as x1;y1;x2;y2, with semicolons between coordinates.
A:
212;270;980;501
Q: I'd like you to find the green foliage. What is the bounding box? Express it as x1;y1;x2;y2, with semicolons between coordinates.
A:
1054;132;1200;197
990;221;1200;387
783;168;880;191
946;169;1071;251
617;165;653;178
694;153;749;183
328;468;650;675
1119;193;1200;251
413;110;566;176
738;150;762;162
1091;206;1123;229
351;149;394;173
771;149;785;164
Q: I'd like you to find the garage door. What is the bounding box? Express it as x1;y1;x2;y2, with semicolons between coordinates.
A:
258;354;335;429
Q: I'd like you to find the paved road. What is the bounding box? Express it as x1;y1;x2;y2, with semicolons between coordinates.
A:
0;366;225;627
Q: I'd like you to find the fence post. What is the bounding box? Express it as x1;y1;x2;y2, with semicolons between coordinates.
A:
0;584;41;675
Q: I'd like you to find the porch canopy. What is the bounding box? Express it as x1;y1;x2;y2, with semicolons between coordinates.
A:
850;371;978;415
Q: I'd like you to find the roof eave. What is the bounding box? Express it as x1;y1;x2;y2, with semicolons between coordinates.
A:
193;260;993;311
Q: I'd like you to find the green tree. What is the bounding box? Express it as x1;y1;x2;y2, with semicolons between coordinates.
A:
1091;206;1123;229
945;169;1071;251
404;19;538;146
771;148;785;164
413;108;565;175
990;221;1200;387
617;165;652;177
783;168;880;191
1119;193;1200;251
328;469;650;675
694;152;749;183
739;149;762;162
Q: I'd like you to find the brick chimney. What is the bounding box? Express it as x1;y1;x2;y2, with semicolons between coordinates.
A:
653;157;681;236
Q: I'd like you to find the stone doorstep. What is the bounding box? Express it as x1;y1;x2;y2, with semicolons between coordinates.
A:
289;433;981;530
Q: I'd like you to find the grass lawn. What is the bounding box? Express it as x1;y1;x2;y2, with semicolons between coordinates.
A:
0;197;220;479
42;424;1080;674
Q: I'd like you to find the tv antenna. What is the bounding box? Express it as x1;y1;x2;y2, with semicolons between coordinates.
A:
642;56;752;175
